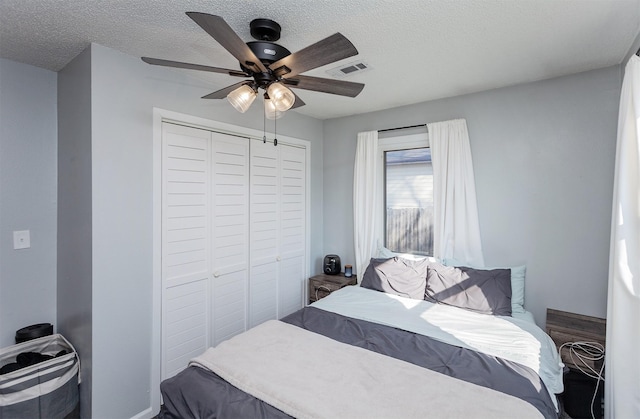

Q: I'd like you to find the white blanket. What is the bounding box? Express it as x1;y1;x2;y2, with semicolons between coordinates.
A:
312;286;564;405
191;320;543;419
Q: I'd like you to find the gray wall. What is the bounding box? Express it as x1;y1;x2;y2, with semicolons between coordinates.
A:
59;43;324;418
57;47;94;418
0;58;58;347
323;65;621;326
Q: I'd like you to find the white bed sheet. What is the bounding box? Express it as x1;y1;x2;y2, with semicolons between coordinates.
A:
312;286;564;407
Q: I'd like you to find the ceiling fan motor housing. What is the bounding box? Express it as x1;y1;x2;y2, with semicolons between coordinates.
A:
245;41;291;66
244;18;291;76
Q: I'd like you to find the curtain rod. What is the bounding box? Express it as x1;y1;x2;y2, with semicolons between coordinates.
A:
378;124;427;133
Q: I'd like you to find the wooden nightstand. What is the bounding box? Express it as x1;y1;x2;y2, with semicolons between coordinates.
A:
308;273;357;304
546;308;606;372
546;309;606;419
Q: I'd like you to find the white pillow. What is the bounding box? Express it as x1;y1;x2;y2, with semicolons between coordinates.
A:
443;258;526;314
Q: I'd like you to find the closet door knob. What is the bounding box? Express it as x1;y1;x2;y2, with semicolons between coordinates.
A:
213;271;220;278
276;256;281;261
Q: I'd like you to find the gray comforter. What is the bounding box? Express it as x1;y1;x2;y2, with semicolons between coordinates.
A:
158;306;557;418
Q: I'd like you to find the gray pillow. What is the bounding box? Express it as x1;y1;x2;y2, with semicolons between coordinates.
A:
360;257;429;300
425;263;512;316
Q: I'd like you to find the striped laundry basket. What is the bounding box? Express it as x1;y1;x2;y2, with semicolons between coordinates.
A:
0;334;79;418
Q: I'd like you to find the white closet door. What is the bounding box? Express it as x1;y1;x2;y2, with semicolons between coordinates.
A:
160;123;306;380
210;133;249;345
161;123;211;379
161;124;250;378
249;141;307;325
249;143;279;327
278;145;307;317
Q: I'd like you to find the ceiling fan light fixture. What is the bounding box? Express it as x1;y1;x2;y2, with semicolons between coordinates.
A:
264;96;284;120
227;84;257;113
267;82;296;112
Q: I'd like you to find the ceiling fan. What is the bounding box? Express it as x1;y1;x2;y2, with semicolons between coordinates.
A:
142;12;365;119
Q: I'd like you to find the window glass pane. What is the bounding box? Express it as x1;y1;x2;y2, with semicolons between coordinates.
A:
384;148;433;255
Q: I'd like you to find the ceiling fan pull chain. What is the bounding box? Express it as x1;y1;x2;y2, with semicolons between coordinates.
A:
263;100;267;144
274;114;278;146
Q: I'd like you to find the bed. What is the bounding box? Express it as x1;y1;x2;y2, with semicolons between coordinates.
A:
158;258;564;419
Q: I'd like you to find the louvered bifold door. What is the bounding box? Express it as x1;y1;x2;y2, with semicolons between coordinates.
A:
249;141;307;326
161;123;211;380
210;133;249;346
249;142;280;327
277;145;307;318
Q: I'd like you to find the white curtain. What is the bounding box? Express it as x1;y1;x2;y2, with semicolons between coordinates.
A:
428;119;485;266
353;131;380;279
605;54;640;419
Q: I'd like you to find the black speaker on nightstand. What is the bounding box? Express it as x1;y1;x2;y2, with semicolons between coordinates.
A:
323;255;341;275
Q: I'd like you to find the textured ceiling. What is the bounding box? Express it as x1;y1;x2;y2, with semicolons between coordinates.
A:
1;0;639;119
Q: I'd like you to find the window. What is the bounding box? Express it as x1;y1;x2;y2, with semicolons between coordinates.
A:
378;131;432;256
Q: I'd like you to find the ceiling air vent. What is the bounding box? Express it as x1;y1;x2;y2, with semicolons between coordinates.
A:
326;60;371;78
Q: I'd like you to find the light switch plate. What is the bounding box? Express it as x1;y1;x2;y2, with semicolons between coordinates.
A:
13;230;30;249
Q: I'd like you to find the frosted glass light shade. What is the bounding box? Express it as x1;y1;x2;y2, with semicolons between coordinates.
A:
264;97;283;120
267;83;295;111
227;85;257;113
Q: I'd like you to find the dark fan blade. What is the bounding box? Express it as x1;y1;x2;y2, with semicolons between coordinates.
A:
291;93;305;109
202;81;253;99
141;57;249;77
186;12;267;74
283;74;364;97
269;33;358;78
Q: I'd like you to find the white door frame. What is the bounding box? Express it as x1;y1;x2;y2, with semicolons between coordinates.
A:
151;108;310;414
